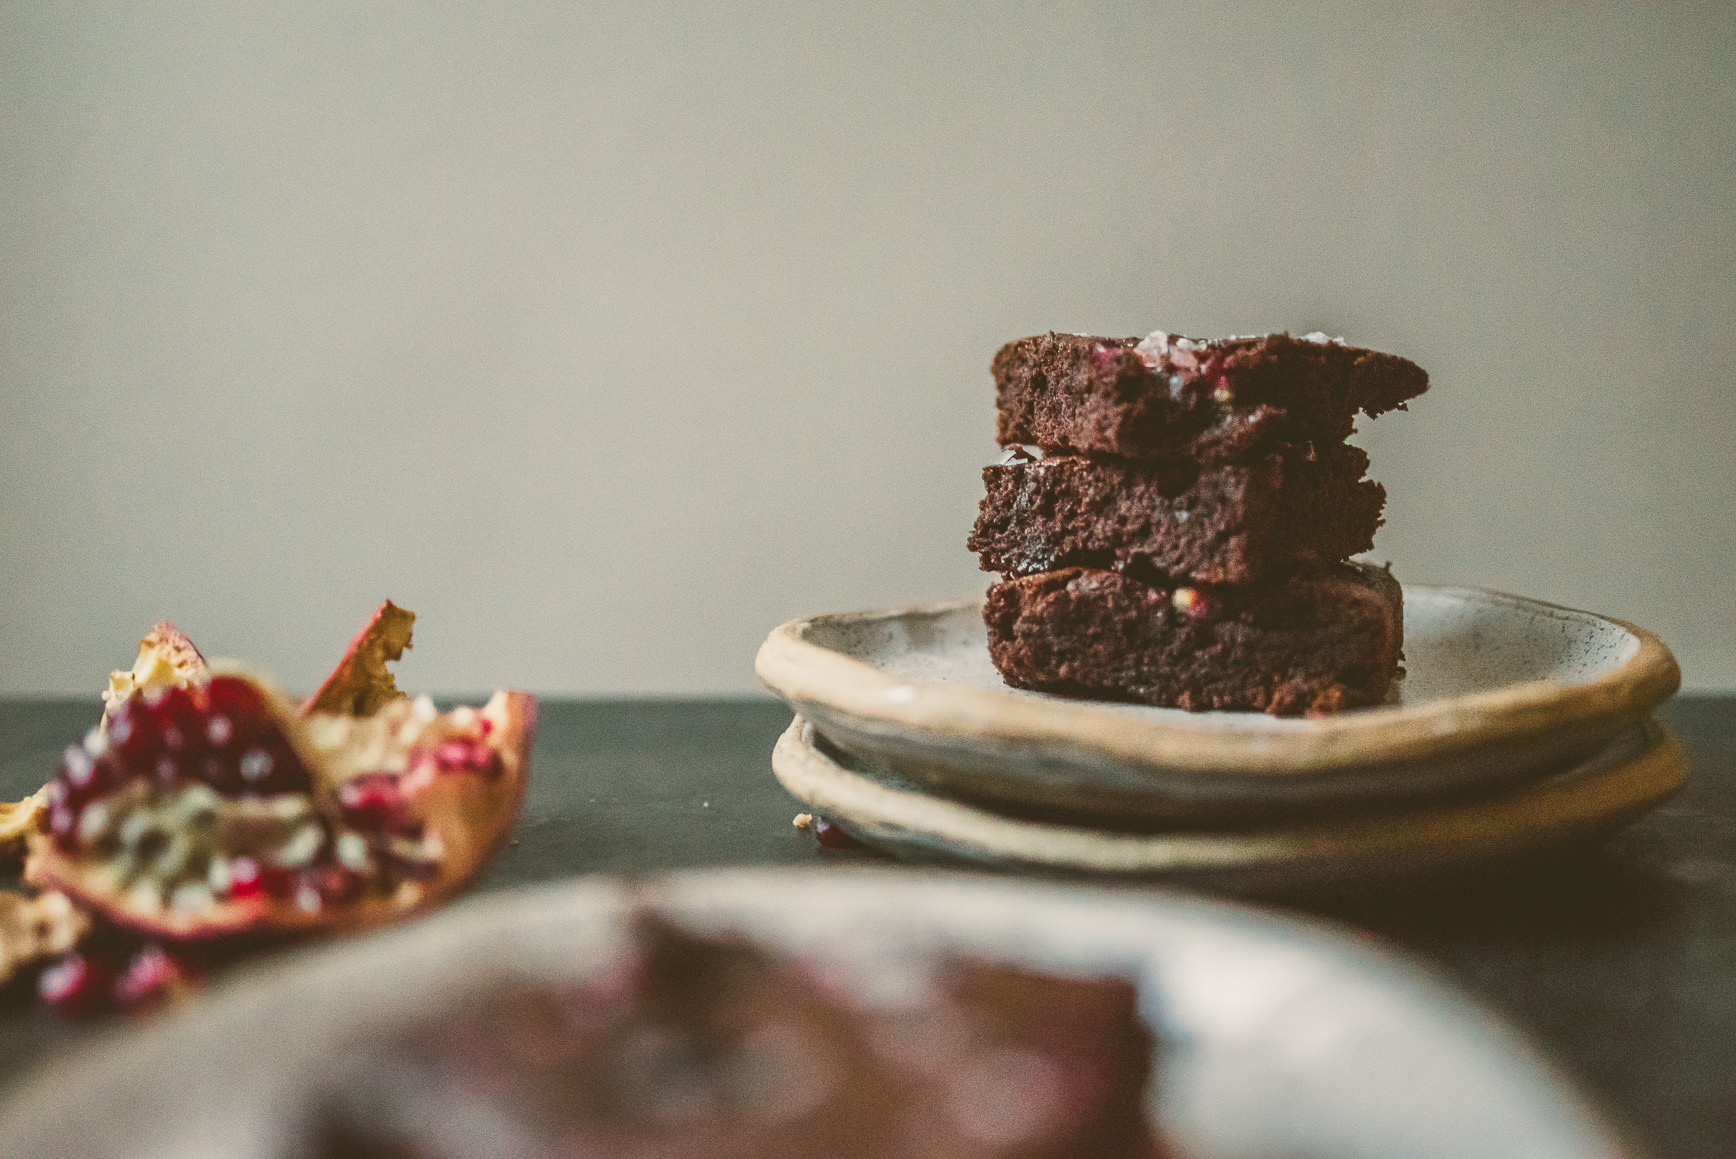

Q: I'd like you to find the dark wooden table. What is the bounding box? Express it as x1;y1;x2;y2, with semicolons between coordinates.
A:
1;694;1731;1156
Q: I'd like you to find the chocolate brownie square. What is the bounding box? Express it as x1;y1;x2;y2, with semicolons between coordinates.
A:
305;913;1171;1159
968;442;1384;586
993;330;1427;463
984;562;1403;715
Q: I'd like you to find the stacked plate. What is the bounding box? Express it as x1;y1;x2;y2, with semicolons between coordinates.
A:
756;584;1686;891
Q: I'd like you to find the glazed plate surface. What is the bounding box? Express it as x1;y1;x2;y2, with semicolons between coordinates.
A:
756;585;1681;822
774;717;1686;890
0;869;1629;1159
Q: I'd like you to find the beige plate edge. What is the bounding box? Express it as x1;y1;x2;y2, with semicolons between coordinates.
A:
771;716;1688;886
755;587;1682;778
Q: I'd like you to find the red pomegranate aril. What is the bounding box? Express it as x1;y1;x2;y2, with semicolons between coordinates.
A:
60;746;118;806
45;801;78;850
153;753;184;787
38;953;113;1015
62;745;96;791
339;773;408;833
227;855;300;901
260;862;302;900
112;944;187;1009
245;740;311;795
199;738;310;797
199;753;242;794
146;687;211;766
205;675;268;719
307;865;364;906
809;815;864;851
434;740;503;777
205;677;277;753
227;856;264;900
205;713;234;748
110;705;168;775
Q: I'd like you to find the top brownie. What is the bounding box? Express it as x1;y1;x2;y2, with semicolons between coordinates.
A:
993;330;1428;462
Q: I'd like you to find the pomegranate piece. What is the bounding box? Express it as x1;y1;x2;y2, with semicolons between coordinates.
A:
37;940;199;1017
303;601;417;717
24;604;535;949
37;953;112;1015
111;943;193;1008
337;773;410;833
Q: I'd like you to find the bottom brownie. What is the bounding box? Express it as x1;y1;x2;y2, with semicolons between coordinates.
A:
984;562;1403;715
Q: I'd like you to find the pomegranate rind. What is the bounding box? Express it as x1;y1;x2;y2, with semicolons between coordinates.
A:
101;623;210;723
0;787;50;859
0;891;89;984
303;601;417;718
24;688;536;943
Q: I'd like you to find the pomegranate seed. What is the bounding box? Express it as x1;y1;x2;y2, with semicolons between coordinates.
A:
205;677;277;754
109;699;166;769
434;740;502;777
260;862;302;900
46;802;78;850
58;747;117;807
225;855;299;901
256;740;311;795
238;748;272;783
201;738;309;796
307;865;364;906
112;945;187;1009
339;773;407;833
38;953;111;1015
809;815;864;851
227;856;263;900
205;675;267;717
62;745;95;789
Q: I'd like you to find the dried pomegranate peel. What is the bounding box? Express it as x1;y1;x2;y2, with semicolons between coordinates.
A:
25;603;535;945
303;599;417;717
101;622;210;723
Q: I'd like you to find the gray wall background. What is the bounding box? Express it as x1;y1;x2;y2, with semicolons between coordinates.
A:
3;2;1733;696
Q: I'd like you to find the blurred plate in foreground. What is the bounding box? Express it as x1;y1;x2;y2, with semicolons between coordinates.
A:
0;869;1628;1158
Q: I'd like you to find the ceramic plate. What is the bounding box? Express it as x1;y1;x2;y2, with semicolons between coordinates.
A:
0;869;1629;1159
773;717;1686;890
756;585;1680;822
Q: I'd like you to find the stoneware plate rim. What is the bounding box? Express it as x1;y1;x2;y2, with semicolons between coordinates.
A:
771;716;1687;884
754;584;1680;778
0;868;1629;1159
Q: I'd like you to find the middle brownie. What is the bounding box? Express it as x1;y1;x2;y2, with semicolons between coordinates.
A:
968;442;1383;587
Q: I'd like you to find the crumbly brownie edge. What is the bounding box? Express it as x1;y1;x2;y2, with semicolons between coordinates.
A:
968;443;1384;585
991;331;1426;462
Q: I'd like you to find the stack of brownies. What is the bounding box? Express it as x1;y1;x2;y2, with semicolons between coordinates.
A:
967;330;1428;715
